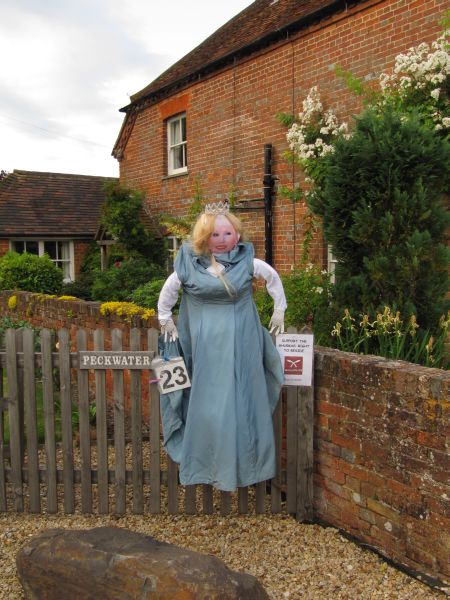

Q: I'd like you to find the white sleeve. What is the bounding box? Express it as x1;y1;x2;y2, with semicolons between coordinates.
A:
157;272;182;321
253;259;287;311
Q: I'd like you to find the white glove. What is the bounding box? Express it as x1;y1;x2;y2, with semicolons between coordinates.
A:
269;309;285;336
160;318;179;343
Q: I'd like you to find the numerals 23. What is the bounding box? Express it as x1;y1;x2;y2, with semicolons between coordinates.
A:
160;365;188;390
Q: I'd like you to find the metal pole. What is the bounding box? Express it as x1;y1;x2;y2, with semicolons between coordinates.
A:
263;143;274;265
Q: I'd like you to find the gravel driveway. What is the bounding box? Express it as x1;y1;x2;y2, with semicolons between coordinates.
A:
1;508;445;599
0;444;446;599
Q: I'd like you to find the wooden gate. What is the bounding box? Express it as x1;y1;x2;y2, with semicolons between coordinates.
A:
0;327;313;519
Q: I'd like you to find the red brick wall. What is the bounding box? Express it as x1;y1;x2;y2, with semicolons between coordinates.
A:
314;346;450;586
0;240;9;255
73;240;92;279
2;290;449;585
118;0;447;273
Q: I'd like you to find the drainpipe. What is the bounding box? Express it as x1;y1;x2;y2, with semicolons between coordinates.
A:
263;143;274;266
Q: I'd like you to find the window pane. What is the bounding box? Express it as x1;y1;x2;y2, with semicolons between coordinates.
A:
13;241;25;253
26;241;39;255
181;116;186;142
62;261;71;280
44;241;57;259
172;146;184;170
59;241;70;260
170;120;180;145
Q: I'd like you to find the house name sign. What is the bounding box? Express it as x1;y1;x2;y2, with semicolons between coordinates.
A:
78;351;155;370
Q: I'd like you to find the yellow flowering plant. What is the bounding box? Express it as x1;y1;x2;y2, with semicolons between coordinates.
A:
7;294;17;310
332;307;450;368
99;301;155;323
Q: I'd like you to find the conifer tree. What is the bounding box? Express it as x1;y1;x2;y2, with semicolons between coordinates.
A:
308;107;450;330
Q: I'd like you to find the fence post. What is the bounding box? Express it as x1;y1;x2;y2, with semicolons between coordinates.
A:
41;329;57;513
112;329;126;515
76;329;92;513
130;328;144;514
59;328;75;513
16;329;25;463
23;328;40;513
94;329;108;514
6;329;23;511
148;328;161;514
0;349;6;511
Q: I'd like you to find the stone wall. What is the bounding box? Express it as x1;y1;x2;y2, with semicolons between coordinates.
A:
314;346;449;586
1;291;449;586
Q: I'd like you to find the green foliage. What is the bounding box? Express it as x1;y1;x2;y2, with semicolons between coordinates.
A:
334;65;367;97
0;252;63;294
309;107;450;330
254;262;334;344
332;307;450;368
91;257;165;302
276;111;296;128
130;278;168;310
101;181;166;263
0;316;36;348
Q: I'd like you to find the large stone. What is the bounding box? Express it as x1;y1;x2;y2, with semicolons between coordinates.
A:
16;526;269;599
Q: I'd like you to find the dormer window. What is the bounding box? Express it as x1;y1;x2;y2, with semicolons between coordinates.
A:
167;113;187;175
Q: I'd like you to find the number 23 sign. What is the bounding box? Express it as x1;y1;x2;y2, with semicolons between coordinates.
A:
152;356;191;394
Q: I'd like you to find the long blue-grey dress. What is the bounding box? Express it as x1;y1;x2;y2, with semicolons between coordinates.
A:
159;241;284;491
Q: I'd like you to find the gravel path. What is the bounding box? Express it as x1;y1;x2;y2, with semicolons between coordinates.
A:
0;444;445;599
0;507;445;599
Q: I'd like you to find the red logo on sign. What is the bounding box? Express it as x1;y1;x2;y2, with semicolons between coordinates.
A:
284;356;303;375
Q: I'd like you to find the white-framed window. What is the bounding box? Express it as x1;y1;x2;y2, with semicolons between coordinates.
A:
10;239;74;282
167;113;187;175
165;235;181;271
327;245;338;284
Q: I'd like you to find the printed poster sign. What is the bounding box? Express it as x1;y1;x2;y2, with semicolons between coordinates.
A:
276;333;314;386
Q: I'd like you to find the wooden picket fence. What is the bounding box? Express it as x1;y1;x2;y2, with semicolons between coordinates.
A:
0;327;313;519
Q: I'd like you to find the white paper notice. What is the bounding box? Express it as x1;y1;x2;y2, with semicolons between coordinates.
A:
276;333;314;387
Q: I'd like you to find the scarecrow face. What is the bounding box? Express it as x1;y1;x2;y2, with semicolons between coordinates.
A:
208;215;240;254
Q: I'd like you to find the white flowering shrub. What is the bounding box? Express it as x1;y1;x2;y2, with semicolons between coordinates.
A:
378;30;450;131
280;26;450;351
286;86;349;166
285;29;449;186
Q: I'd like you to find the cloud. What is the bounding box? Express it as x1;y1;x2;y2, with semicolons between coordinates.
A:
0;0;252;175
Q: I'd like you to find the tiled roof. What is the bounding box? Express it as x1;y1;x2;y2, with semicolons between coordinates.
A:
0;170;117;238
127;0;347;107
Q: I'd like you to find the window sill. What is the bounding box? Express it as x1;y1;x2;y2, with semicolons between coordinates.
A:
163;171;188;181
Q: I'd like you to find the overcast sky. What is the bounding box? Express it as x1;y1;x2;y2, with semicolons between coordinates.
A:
0;0;253;177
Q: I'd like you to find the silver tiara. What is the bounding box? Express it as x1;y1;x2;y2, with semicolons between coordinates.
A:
203;200;230;215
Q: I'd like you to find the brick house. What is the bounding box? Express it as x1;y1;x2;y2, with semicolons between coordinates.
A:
112;0;447;274
0;170;117;281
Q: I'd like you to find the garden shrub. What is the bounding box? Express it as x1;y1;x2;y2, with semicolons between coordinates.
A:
254;262;334;345
91;257;165;302
309;107;450;330
0;252;63;294
101;181;166;263
130;278;168;311
281;29;450;361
